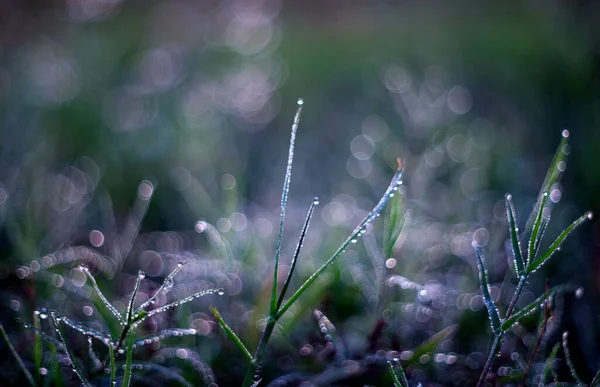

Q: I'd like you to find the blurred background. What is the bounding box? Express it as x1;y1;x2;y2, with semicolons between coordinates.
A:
1;0;600;385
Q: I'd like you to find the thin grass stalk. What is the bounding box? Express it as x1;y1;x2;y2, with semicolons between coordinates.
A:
121;331;135;387
477;335;503;387
109;341;116;387
276;198;318;310
0;323;36;386
51;313;91;387
210;307;252;362
33;312;42;384
388;361;409;387
269;100;303;316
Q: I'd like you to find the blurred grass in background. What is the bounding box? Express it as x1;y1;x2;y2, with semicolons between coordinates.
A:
1;0;599;385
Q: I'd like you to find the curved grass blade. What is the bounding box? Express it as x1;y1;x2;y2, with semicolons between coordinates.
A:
50;312;91;387
542;342;561;384
136;262;187;315
276;167;404;319
314;309;346;361
210;306;252;362
126;271;145;324
80;265;124;325
473;245;501;335
502;285;572;331
383;177;408;258
562;331;584;385
388;360;408;387
22;321;65;350
0;323;36;386
276;197;318;310
526;212;593;275
505;194;525;276
52;312;113;345
528;192;549;263
138;288;223;321
404;324;458;364
524;130;569;239
132;328;198;348
270;100;304;316
121;331;136;387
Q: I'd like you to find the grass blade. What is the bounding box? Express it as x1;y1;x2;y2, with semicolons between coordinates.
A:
270;99;304;316
473;245;502;335
388;360;409;387
0;323;36;386
542;342;561;384
524;131;569;236
33;312;42;384
121;331;136;387
80;265;125;325
109;340;116;387
528;191;549;263
210;306;252;362
526;212;593;274
139;288;223;321
314;309;346;361
52;312;113;345
562;331;584;385
277;198;318;310
502;285;572;331
506;194;526;275
126;270;145;324
120;180;154;263
276;167;404;319
132;328;198;348
136;262;186;315
404;324;458;363
50;312;91;387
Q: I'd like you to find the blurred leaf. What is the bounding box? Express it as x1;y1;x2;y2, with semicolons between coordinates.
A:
405;324;458;364
0;323;35;386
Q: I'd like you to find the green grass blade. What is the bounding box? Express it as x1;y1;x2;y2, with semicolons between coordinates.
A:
210;306;253;362
388;360;409;387
109;340;116;387
314;309;346;360
533;216;550;262
81;265;125;324
126;270;145;324
276;198;318;310
33;312;42;384
473;245;502;335
139;288;223;321
542;342;561;384
524;130;569;236
270;99;304;316
526;212;592;274
121;331;136;387
383;176;407;257
52;312;113;344
0;323;36;386
50;312;92;387
136;262;186;315
528;191;549;264
404;324;458;364
562;331;584;385
502;285;572;331
276;168;404;319
505;194;525;276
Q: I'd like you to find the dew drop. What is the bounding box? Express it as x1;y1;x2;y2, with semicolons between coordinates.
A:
39;367;48;375
389;193;395;198
575;287;584;299
586;211;593;220
351;239;358;244
562;129;570;138
217;289;225;296
543;192;548;197
138;271;146;279
177;261;185;268
297;98;304;106
562;331;569;340
313;197;320;205
506;193;512;201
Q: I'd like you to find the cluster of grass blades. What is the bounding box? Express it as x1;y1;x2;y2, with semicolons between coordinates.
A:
474;130;594;387
3;262;222;386
209;99;409;387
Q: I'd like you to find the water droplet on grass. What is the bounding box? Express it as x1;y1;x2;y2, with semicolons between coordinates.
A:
575;287;584;299
587;212;593;220
297;98;304;106
562;129;570;138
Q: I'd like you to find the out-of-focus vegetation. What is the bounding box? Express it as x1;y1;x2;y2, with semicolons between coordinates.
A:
1;1;599;386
